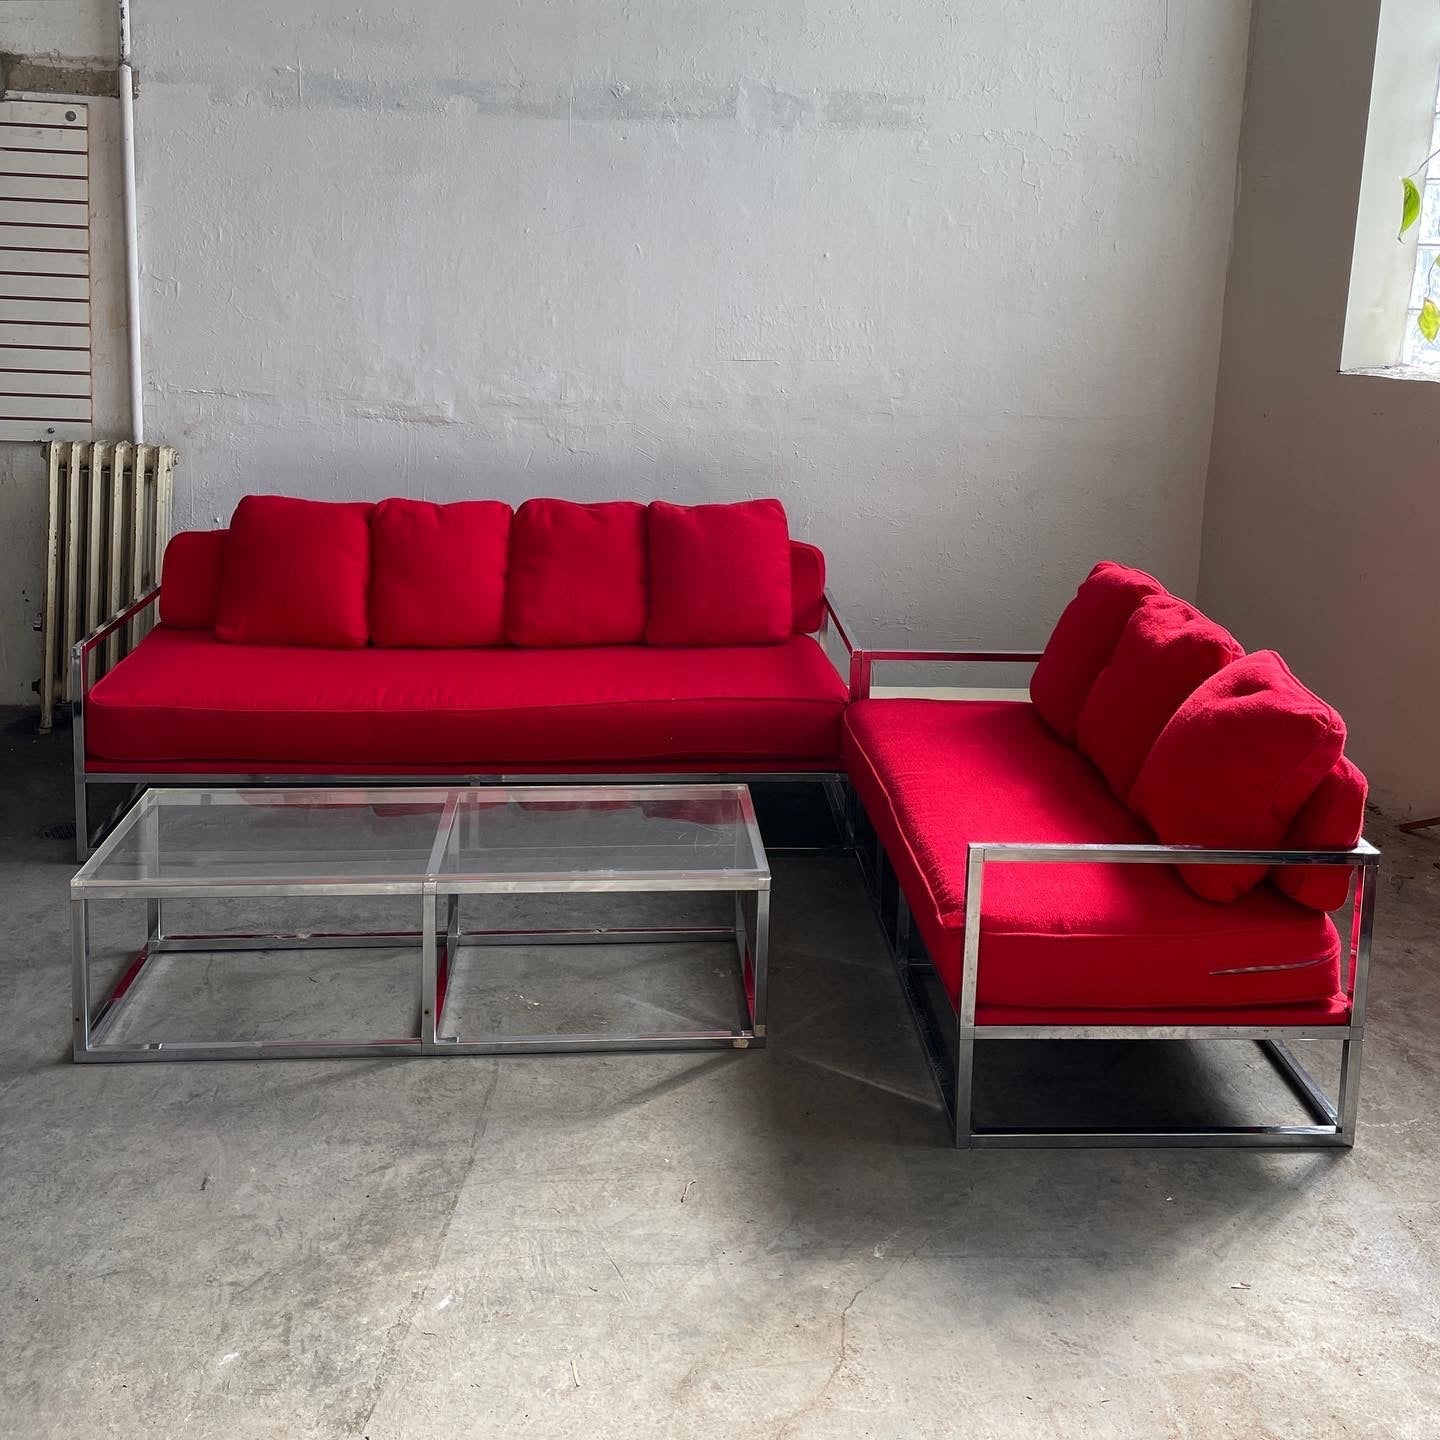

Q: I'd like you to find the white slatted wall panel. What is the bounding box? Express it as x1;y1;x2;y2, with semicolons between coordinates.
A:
0;101;92;442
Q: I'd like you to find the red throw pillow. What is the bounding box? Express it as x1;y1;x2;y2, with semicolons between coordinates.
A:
159;530;225;629
646;499;792;646
1076;594;1244;802
370;498;512;647
1030;561;1167;740
505;499;648;646
1130;652;1346;902
790;541;826;635
215;496;374;648
1272;757;1368;911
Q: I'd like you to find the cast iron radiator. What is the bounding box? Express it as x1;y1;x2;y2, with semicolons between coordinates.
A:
37;439;177;732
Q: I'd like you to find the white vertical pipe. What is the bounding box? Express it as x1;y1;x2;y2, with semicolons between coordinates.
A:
118;0;144;444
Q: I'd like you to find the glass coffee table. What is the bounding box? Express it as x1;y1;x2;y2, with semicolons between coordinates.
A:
70;784;770;1061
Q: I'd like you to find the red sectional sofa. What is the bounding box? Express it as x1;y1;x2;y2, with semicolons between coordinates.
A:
843;561;1377;1149
73;505;1377;1150
73;495;851;853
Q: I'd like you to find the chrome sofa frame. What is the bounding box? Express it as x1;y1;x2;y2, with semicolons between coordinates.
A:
69;588;864;862
69;592;1380;1148
848;643;1381;1149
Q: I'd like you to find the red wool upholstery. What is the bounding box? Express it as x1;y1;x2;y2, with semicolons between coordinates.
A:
215;496;374;648
506;499;648;646
370;498;511;647
646;499;793;645
85;626;847;768
158;531;224;629
843;698;1342;1013
1131;652;1346;902
1272;757;1368;912
1075;593;1244;802
790;542;826;634
1030;561;1165;741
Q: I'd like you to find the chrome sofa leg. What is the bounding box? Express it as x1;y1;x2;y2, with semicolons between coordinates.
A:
1337;1036;1364;1147
74;775;89;864
953;1029;977;1148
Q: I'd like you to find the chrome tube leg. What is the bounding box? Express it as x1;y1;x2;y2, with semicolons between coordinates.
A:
71;640;89;862
953;1031;976;1148
71;897;91;1057
1335;858;1377;1145
421;888;438;1048
440;892;459;1037
753;888;770;1041
953;846;986;1149
74;777;89;864
141;799;161;942
1337;1037;1364;1145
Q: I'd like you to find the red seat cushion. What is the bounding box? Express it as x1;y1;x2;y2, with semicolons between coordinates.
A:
1271;756;1368;912
370;498;512;647
646;499;792;645
1075;594;1244;802
158;531;224;629
843;698;1342;1014
506;499;647;646
1030;561;1166;741
790;541;826;634
215;496;374;648
1131;652;1346;903
85;627;847;767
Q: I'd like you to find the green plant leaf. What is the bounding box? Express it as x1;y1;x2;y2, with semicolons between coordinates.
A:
1402;177;1423;237
1419;297;1439;342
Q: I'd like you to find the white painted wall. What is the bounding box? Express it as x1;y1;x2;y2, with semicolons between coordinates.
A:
1199;0;1437;816
0;0;1252;704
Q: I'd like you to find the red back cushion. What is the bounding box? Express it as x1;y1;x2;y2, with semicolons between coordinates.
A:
159;530;225;629
1076;594;1244;802
215;496;374;648
1130;652;1346;902
790;541;826;634
646;499;792;646
1030;562;1167;741
370;498;512;647
1272;757;1368;911
505;499;648;646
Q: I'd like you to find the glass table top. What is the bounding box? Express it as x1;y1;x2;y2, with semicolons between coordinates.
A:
72;785;768;894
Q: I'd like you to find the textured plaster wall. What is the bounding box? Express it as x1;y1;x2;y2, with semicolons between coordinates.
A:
0;1;1251;703
1199;0;1437;816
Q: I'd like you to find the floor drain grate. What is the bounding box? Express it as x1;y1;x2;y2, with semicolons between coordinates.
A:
36;820;76;841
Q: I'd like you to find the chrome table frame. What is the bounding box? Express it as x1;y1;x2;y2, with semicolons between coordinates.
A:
848;641;1382;1149
68;590;860;862
70;784;771;1062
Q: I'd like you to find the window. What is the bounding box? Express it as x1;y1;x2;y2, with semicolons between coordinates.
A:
1402;74;1440;365
1340;0;1440;376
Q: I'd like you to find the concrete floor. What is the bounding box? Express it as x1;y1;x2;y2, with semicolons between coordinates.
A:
2;714;1438;1439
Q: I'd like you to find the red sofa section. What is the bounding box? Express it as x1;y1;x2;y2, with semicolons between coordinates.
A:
845;561;1368;1025
84;496;849;774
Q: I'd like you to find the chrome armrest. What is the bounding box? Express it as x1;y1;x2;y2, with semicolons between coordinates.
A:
70;587;160;743
860;647;1044;664
73;586;160;665
818;589;1043;698
847;637;1043;703
958;838;1381;1027
820;589;858;653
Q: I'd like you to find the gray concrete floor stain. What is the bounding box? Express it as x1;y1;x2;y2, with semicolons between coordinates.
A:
1;717;1437;1438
